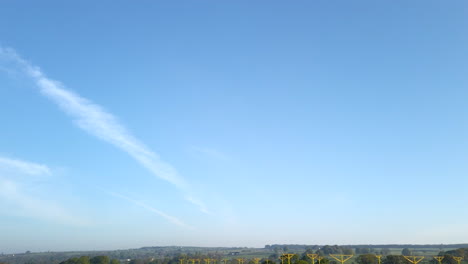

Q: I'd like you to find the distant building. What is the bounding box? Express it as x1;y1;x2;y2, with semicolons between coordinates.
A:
229;252;240;256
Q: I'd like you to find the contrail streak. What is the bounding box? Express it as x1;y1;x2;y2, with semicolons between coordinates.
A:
0;46;209;215
107;191;192;229
0;156;51;176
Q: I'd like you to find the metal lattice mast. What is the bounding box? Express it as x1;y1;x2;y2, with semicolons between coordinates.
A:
329;254;353;264
453;257;463;264
282;254;296;264
434;256;444;264
375;255;382;264
403;256;425;264
317;256;324;264
308;254;318;264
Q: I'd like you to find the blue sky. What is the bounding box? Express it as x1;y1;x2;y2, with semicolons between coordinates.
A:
1;0;468;253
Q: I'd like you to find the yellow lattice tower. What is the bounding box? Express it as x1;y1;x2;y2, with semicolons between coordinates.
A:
308;254;318;264
280;256;286;264
282;254;296;264
237;258;245;264
205;259;212;264
317;256;324;264
453;257;463;264
434;256;444;264
222;260;228;264
403;256;424;264
329;254;353;264
266;260;271;264
180;259;185;264
375;255;382;264
196;259;201;264
253;258;261;264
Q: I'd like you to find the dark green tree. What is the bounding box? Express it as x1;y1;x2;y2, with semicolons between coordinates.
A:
356;254;377;264
356;248;371;254
90;256;110;264
441;255;458;264
383;255;405;264
78;256;91;264
318;259;330;264
295;260;309;264
320;246;341;255
401;249;411;256
381;249;391;256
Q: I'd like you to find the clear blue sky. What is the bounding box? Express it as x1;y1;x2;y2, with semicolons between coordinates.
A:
1;0;468;254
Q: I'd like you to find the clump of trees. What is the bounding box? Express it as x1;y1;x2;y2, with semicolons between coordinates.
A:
401;249;412;256
59;256;119;264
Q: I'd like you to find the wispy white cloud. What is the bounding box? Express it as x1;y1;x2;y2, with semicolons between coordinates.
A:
0;156;89;226
0;156;51;176
184;195;211;215
0;46;208;214
0;178;89;226
189;146;231;162
107;191;192;229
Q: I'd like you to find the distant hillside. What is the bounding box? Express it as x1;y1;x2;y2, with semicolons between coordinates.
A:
265;244;468;250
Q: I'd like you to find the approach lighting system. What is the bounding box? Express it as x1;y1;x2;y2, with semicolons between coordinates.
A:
308;254;318;264
329;255;353;264
403;256;425;264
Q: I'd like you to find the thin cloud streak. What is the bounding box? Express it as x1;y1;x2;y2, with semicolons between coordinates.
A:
0;46;208;214
107;191;192;229
185;195;211;215
189;146;231;162
0;178;89;226
0;156;89;226
0;156;51;176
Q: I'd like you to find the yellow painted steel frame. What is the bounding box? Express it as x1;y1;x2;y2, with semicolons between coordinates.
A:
317;256;324;264
282;254;296;264
434;256;444;264
375;255;382;264
308;254;318;264
403;256;424;264
329;254;353;264
453;257;463;264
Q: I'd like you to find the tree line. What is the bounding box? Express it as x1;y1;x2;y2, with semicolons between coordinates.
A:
47;247;467;264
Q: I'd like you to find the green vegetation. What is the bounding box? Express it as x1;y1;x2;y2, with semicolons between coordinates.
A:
1;245;468;264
